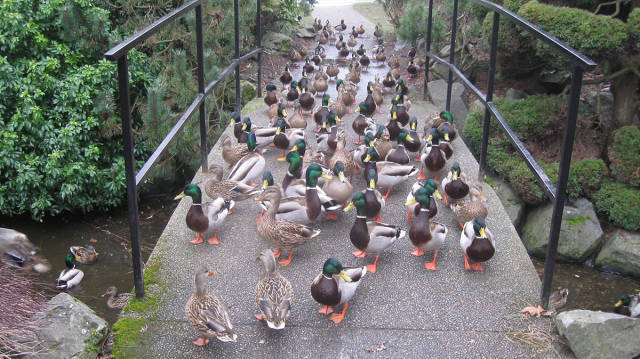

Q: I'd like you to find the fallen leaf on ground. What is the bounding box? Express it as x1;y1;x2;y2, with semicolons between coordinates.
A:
140;324;148;334
376;343;386;351
520;305;552;317
90;238;97;243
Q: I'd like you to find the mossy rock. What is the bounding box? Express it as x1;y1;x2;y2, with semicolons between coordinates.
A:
607;125;640;188
228;80;257;106
592;182;640;231
263;31;293;54
595;230;640;278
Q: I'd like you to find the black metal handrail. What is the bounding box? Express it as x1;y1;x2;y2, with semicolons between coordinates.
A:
104;0;262;298
422;0;596;308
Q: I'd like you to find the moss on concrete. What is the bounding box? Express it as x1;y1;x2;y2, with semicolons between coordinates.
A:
112;318;147;358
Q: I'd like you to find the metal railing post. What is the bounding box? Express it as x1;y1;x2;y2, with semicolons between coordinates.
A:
423;0;434;100
445;0;458;111
479;12;499;180
541;65;584;308
117;56;144;299
234;0;241;112
195;4;208;173
256;0;262;97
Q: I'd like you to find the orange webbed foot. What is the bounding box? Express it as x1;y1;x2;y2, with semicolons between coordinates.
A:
254;314;264;321
273;248;282;258
463;252;472;271
192;336;209;346
352;249;367;258
278;251;293;266
325;212;339;221
317;305;334;315
207;232;220;245
424;251;438;270
470;262;485;271
410;248;424;256
330;303;349;324
190;235;204;245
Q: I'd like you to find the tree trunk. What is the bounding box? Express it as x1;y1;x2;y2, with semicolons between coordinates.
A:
611;73;638;129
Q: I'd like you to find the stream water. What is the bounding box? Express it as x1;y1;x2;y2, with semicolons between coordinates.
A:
0;196;178;325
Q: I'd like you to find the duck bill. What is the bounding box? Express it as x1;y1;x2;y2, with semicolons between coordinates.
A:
427;135;433;142
336;117;342;122
242;123;248;131
338;172;346;183
174;192;186;200
290;145;298;152
615;300;623;307
338;270;352;282
479;228;486;238
282;110;287;116
262;180;269;190
452;172;458;181
392;112;397;119
276;127;282;135
405;195;417;206
355;107;360;113
321;172;333;180
343;202;355;211
229;119;236;127
433;190;443;200
406;134;414;142
329;98;334;103
364;154;371;163
207;271;216;277
444;133;450;141
369;179;375;189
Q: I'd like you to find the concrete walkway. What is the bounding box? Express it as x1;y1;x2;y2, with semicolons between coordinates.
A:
113;4;568;358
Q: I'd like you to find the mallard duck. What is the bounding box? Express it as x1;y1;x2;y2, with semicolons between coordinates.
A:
312;46;323;65
363;147;419;199
220;135;249;169
344;192;404;273
357;24;365;35
254;249;293;329
353;132;375;173
394;93;410;126
451;185;488;227
273;119;305;161
460;217;495;271
385;129;414;165
329;136;356;178
175;184;234;245
407;59;417;79
303;57;315;75
314;93;332;129
286;81;300;107
338;79;355;113
391;66;401;81
332;90;347;118
326;63;339;81
185;266;237;346
614;294;640;317
363;82;376;117
395;78;408;96
373;125;393;160
441;162;469;205
0;228;50;273
550;288;569;311
417;128;451;182
289;108;307;129
347;67;361;85
374;25;383;39
359;51;370;72
313;18;323;32
228;112;243;141
373;82;384;114
335;34;345;49
239;117;279;147
334;19;347;33
438;110;457;141
382;72;395;93
361;168;385;221
56;252;84;290
205;165;260;204
102;286;134;309
280;64;293;90
322;161;354;205
314;74;328;96
405;116;422;159
406;188;448;270
347;35;357;49
356;44;365;56
408;47;417;58
267;101;280;122
406;179;441;222
311;258;366;324
264;83;278;106
69;245;98;264
352;102;369;144
289;48;302;63
388;54;400;69
338;43;350;59
270;102;290;128
228;132;266;185
290;139;325;171
298;84;315;117
255;187;322;266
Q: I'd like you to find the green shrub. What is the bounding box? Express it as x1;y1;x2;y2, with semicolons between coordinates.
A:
593;182;640;231
567;158;608;198
504;0;529;12
608;126;640;188
518;1;628;66
628;9;640;56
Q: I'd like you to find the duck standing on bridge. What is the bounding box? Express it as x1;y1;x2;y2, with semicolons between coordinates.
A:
426;110;457;142
405;117;423;161
441;162;470;206
385;129;414;165
345;192;404;274
175;184;234;245
406;179;441;222
460;217;495;271
255;186;322;266
254;249;294;330
417;128;452;182
451;185;488;228
205;165;261;208
186;266;237;346
406;188;448;271
363;146;418;200
311;258;367;324
272;118;305;161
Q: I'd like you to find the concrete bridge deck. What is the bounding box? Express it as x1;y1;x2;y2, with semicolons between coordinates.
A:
112;4;568;358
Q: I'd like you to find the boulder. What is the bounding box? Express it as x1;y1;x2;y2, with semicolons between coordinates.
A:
504;88;527;101
555;310;640;359
295;27;316;39
521;198;603;262
263;32;293;53
595;230;640;278
487;177;525;228
28;293;108;359
427;79;468;131
438;45;451;58
468;99;484;114
538;70;570;94
229;80;257;106
584;90;613;132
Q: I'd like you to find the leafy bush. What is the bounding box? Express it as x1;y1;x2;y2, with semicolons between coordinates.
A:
463;95;605;203
518;1;629;66
567;158;607;198
608;125;640;188
0;0;153;220
592;182;640;231
628;9;640;55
